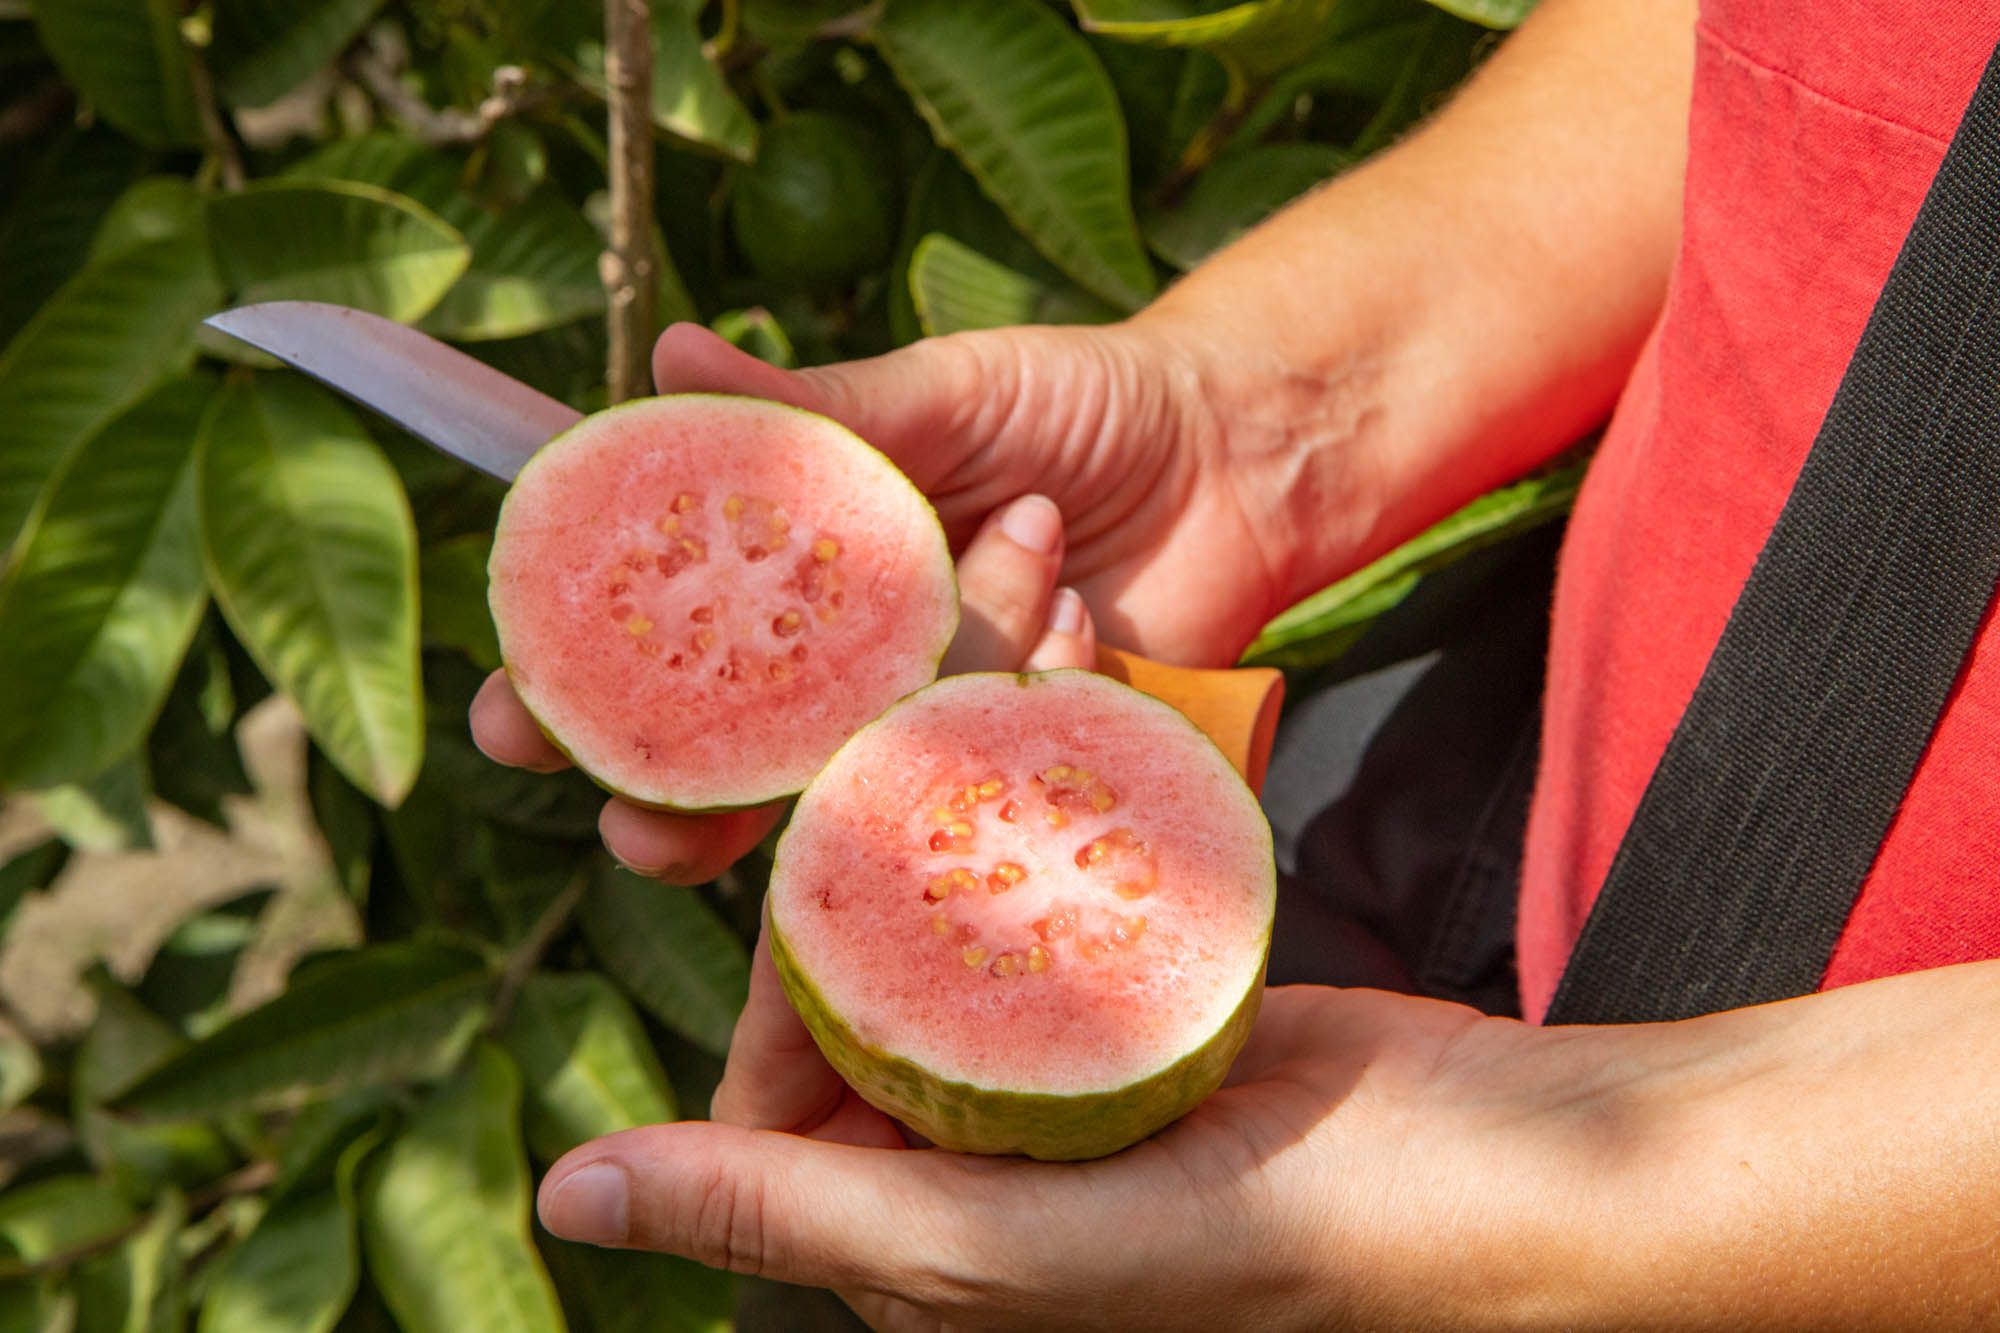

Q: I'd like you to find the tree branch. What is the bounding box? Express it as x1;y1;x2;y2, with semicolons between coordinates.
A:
604;0;659;403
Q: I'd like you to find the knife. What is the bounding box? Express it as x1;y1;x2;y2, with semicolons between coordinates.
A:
202;301;1283;791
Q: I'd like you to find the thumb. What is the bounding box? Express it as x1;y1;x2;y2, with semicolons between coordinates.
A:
650;322;992;499
536;1122;1041;1301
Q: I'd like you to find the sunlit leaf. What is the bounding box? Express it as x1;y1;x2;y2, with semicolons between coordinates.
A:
877;0;1155;311
29;0;201;146
198;375;424;805
210;0;388;108
581;867;748;1057
1243;456;1586;668
0;1175;134;1264
0;376;214;792
359;1044;564;1333
34;755;154;853
502;971;678;1162
115;941;489;1118
206;182;471;326
199;1129;377;1333
88;177;206;266
0;238;218;554
292;135;605;342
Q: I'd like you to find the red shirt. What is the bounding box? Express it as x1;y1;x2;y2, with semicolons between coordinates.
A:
1518;1;2000;1020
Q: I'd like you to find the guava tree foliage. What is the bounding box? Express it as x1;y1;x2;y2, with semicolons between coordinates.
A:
0;0;1555;1327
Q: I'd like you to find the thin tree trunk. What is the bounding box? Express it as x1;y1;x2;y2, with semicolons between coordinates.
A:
604;0;658;403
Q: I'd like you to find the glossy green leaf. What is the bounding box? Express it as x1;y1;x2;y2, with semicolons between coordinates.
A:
888;148;1058;345
29;0;201;146
199;1130;376;1333
543;1238;732;1333
709;308;796;369
877;0;1155;311
1142;142;1346;270
581;868;748;1057
359;1044;564;1333
0;376;214;792
0;1175;134;1265
0;128;148;344
88;177;206;265
0;237;218;554
418;533;500;670
35;755;155;852
211;0;388;108
206;182;471;326
1422;0;1534;30
198;375;424;805
502;971;679;1162
115;941;489;1118
908;234;1119;336
1244;456;1586;668
1073;0;1340;80
72;1188;184;1333
292;135;605;342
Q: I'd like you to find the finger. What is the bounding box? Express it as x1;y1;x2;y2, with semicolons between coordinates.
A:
538;1122;1070;1303
1020;587;1097;673
650;323;990;499
598;800;784;884
469;671;570;772
712;919;867;1137
938;495;1066;676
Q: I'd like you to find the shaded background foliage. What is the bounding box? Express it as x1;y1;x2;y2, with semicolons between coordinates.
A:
0;0;1562;1327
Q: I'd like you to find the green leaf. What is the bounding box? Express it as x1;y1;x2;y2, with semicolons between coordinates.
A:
72;1189;185;1333
359;1044;564;1333
0;238;218;555
135;886;275;1032
198;375;424;806
1142;142;1345;271
877;0;1156;311
502;971;678;1163
709;308;796;369
1421;0;1534;30
889;148;1058;346
581;868;748;1057
542;1237;732;1333
1230;6;1435;145
0;128;148;345
474;828;579;943
115;941;489;1119
74;973;236;1198
199;1131;376;1333
909;233;1120;336
35;755;155;852
1243;456;1586;668
146;624;255;830
210;0;388;108
0;1175;134;1265
29;0;201;146
418;533;500;671
206;182;471;326
0;376;214;792
1350;10;1484;158
0;1032;41;1117
0;838;68;934
1073;0;1340;81
292;135;605;342
88;177;206;266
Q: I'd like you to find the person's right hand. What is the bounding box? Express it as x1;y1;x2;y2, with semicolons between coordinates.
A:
649;316;1323;668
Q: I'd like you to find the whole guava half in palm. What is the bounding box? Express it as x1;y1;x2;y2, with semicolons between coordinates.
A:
487;394;958;811
768;670;1276;1160
730;111;897;289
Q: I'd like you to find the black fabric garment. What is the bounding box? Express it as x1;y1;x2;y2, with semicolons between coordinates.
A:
1546;38;2000;1025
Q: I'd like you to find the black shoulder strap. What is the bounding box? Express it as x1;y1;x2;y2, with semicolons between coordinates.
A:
1546;39;2000;1025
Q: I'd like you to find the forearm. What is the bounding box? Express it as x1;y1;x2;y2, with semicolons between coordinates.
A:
1133;0;1695;605
1535;962;2000;1326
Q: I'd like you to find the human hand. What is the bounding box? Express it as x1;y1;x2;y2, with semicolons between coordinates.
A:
535;976;1595;1330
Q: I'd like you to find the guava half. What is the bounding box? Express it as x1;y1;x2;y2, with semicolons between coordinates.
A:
488;394;958;811
768;671;1276;1160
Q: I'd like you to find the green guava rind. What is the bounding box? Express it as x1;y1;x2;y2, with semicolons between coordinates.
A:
489;393;959;814
766;669;1275;1160
769;915;1266;1161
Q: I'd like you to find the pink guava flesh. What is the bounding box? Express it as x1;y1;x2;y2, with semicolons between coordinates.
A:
488;395;957;810
769;671;1274;1100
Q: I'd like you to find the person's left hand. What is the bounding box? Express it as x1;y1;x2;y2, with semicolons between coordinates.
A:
535;944;1599;1330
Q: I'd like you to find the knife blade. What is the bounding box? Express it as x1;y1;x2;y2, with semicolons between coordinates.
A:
202;302;582;481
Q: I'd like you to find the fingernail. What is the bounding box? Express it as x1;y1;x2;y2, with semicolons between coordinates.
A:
1049;587;1086;636
543;1162;629;1246
999;495;1061;555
